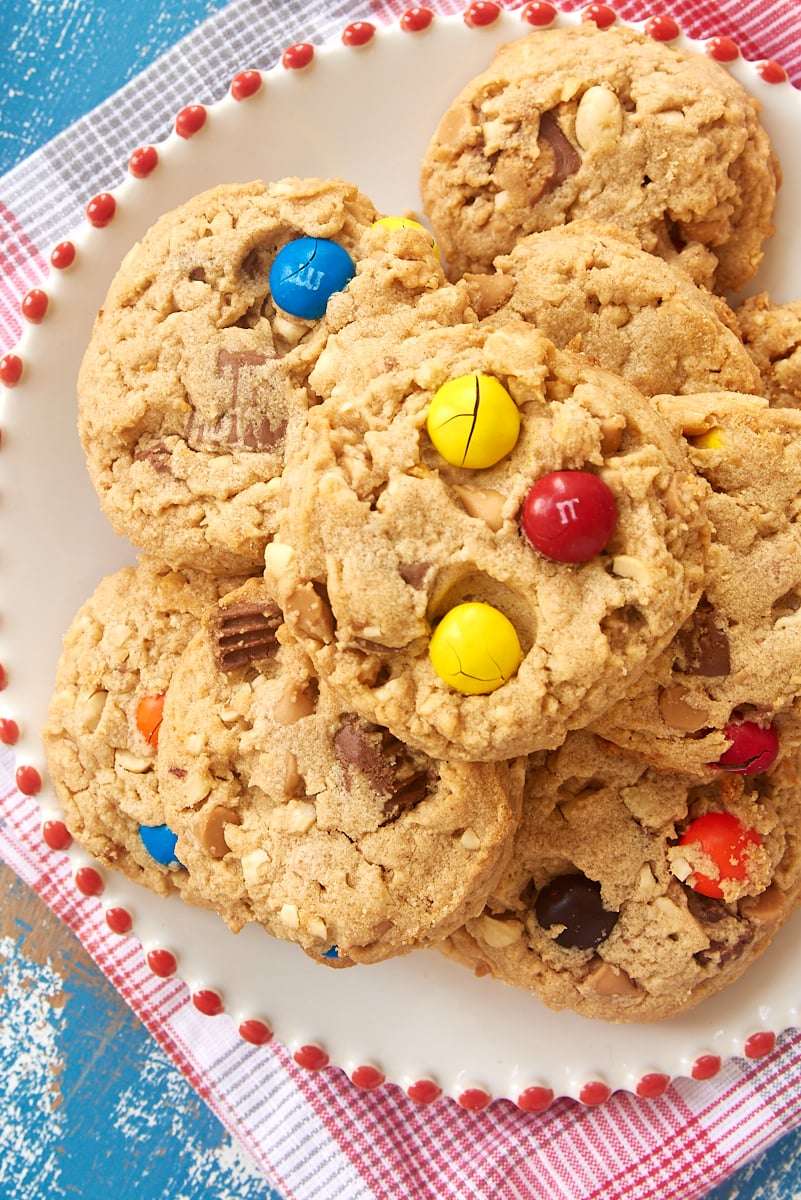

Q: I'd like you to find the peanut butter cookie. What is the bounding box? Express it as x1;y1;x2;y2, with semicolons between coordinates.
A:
157;578;523;963
420;24;778;291
736;291;801;407
472;222;762;397
268;320;710;761
78;178;382;574
441;732;801;1021
592;392;801;774
42;557;246;909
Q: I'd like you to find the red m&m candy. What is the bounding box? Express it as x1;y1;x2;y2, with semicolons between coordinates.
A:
678;812;762;898
520;470;617;562
711;720;779;776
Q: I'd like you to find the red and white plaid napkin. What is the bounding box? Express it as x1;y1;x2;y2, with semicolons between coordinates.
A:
3;2;801;1197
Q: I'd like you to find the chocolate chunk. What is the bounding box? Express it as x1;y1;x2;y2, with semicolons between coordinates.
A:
539;112;582;193
241;414;288;450
334;718;432;817
185;349;288;451
133;443;173;474
685;888;730;924
189;266;207;282
333;720;398;795
399;562;431;590
677;601;731;677
695;927;754;968
208;600;282;672
383;772;431;818
534;873;618;949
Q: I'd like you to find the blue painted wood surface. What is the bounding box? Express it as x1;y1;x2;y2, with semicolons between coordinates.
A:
0;862;282;1200
0;0;232;175
1;2;801;1197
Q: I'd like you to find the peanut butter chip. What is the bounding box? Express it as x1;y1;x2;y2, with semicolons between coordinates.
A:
286;584;335;643
658;685;710;732
196;805;242;858
463;272;516;317
274;680;317;724
586;959;640;997
598;418;624;456
282;750;304;798
739;884;785;926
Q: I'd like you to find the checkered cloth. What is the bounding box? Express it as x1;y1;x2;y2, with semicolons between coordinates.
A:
3;2;801;1197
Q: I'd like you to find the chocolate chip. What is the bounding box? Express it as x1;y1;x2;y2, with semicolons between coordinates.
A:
189;267;207;282
677;601;731;676
534;873;618;950
208;600;282;672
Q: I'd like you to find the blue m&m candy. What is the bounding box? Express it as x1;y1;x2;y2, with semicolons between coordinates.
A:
269;237;355;319
139;823;181;866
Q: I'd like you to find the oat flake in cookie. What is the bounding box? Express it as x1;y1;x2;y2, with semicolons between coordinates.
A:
77;178;380;574
156;578;524;964
269;320;710;761
592;393;801;773
42;557;247;911
440;732;801;1022
420;24;779;291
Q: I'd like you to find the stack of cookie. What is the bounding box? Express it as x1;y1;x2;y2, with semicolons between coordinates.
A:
44;23;801;1022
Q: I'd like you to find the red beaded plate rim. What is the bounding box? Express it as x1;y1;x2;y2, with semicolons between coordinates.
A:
1;2;798;1111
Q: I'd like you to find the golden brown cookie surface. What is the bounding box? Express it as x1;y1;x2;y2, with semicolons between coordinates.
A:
420;25;778;291
42;558;246;909
78;178;381;573
441;732;801;1022
157;579;524;963
737;291;801;407
475;222;762;398
270;320;710;761
592;393;801;773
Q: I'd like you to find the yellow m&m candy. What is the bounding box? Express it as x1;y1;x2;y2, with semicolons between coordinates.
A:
426;374;521;469
429;602;523;694
371;216;439;256
688;426;724;450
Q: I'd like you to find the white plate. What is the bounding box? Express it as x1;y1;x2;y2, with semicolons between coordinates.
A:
3;4;801;1109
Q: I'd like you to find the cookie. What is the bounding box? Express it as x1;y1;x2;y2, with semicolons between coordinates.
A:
156;578;524;964
592;392;801;773
419;24;779;291
77;178;382;574
469;222;762;398
441;732;801;1022
41;557;247;910
268;319;710;761
736;291;801;407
